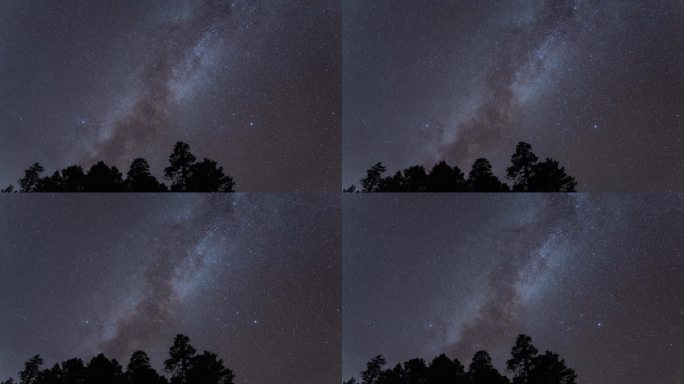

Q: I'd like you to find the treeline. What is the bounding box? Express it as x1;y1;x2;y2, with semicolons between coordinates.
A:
344;335;576;384
1;334;234;384
1;142;234;192
345;142;577;192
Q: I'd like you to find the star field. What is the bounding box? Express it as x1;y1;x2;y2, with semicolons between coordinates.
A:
0;194;341;384
0;3;682;384
342;0;684;191
343;194;684;384
0;0;340;191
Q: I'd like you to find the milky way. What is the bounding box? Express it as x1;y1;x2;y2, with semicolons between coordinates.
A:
0;0;340;191
343;0;684;191
0;194;341;384
343;194;684;384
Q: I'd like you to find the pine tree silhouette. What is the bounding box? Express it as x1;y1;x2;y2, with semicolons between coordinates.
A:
348;335;576;384
349;142;577;192
5;142;236;192
2;335;234;384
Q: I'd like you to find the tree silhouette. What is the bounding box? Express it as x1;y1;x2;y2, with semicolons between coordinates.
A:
34;172;64;192
402;165;429;192
403;358;429;384
468;351;509;384
349;142;577;192
165;142;197;192
84;354;124;384
186;159;235;192
126;351;166;384
507;334;538;384
361;355;386;384
60;166;87;192
165;334;197;384
348;335;576;384
376;364;404;384
6;142;236;192
343;185;357;193
19;355;43;384
528;159;577;192
3;335;232;384
468;158;509;192
185;352;234;384
428;161;467;192
427;354;467;384
85;162;125;192
59;358;87;384
376;171;406;192
361;163;387;192
126;158;167;192
35;364;64;384
19;163;44;192
527;352;576;384
506;142;539;192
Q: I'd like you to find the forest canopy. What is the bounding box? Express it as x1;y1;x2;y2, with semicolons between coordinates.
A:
1;334;234;384
2;142;235;193
345;142;577;193
345;335;576;384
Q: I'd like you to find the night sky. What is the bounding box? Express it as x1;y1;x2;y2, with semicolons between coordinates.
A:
0;0;340;191
0;195;341;384
343;194;684;384
343;0;684;191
